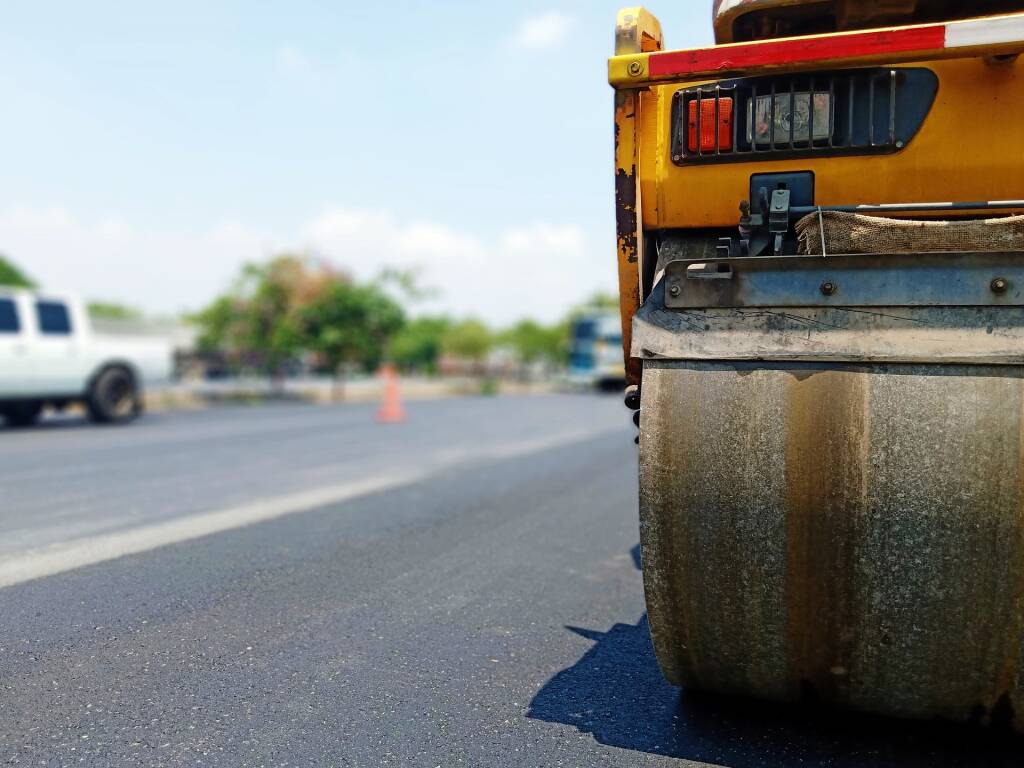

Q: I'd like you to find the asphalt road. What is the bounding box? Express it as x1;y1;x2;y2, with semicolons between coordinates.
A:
0;396;1021;767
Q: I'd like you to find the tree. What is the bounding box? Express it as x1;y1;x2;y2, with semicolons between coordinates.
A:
376;267;438;302
193;254;323;375
0;254;34;288
298;281;405;375
235;255;311;375
441;319;492;362
193;295;243;353
585;291;620;310
571;291;620;317
500;319;567;366
388;316;451;373
194;254;410;384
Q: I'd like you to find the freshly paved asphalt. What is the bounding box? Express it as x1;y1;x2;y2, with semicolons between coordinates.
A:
0;396;1021;767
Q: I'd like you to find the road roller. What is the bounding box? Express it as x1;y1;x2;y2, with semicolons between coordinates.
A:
610;1;1024;728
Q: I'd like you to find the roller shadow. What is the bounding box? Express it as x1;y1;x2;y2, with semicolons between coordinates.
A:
528;547;1023;767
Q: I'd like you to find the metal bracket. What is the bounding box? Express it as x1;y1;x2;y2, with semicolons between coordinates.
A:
768;189;791;256
663;251;1024;309
686;263;735;281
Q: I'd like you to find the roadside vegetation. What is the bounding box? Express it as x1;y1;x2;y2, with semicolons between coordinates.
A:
0;254;34;289
0;251;617;377
189;253;606;378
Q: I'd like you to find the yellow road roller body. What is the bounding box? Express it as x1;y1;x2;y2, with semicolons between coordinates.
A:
610;3;1024;728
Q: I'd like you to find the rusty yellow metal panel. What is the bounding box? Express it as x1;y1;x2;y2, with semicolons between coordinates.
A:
614;89;644;387
615;7;663;54
613;8;663;386
637;56;1024;229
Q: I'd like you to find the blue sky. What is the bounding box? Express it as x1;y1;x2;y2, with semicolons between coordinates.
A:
0;2;712;323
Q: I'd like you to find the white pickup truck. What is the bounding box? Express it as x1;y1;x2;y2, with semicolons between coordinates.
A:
0;289;172;427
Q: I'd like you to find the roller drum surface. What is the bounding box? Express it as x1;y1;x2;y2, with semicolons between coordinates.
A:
639;360;1024;729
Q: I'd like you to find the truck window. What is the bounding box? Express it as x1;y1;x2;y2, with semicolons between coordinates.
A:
36;301;72;335
0;298;19;333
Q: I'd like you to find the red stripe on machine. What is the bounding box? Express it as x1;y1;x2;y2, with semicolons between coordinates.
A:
648;25;947;77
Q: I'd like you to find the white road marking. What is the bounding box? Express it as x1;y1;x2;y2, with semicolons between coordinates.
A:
0;426;621;589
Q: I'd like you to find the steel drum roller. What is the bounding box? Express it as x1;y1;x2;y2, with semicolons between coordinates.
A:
639;360;1024;729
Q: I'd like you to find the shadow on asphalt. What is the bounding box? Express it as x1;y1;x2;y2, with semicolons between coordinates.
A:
528;547;1023;767
0;418;115;433
0;418;90;433
0;413;173;433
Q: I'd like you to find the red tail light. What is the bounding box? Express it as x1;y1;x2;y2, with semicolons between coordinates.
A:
688;97;733;153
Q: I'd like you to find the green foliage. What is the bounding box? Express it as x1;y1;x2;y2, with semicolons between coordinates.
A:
499;319;568;365
87;301;142;321
441;319;492;361
193;295;241;354
192;252;606;377
388;316;452;373
376;267;438;302
233;255;311;374
194;253;406;375
579;291;620;312
0;254;34;288
299;281;405;374
193;254;328;373
565;291;621;324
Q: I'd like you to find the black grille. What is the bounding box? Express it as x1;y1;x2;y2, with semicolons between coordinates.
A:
670;67;939;165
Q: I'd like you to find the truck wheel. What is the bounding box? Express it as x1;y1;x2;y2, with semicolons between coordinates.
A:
87;367;140;424
1;402;42;428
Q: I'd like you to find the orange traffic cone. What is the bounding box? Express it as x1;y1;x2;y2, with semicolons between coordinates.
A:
376;364;406;423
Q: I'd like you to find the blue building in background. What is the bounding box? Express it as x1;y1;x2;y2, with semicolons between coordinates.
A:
569;311;625;391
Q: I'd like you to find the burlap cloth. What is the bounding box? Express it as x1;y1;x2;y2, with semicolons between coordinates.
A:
796;211;1024;255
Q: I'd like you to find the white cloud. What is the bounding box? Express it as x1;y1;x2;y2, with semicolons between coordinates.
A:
510;11;573;51
0;207;277;316
299;208;606;323
501;223;584;254
0;206;613;325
